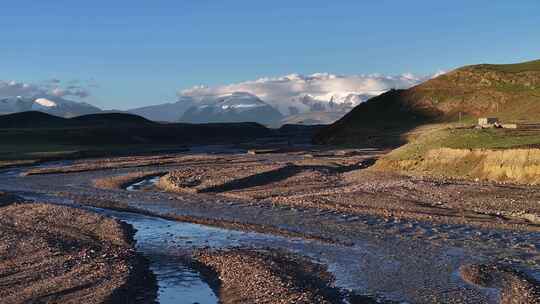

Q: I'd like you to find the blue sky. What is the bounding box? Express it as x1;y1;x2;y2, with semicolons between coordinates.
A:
1;1;539;109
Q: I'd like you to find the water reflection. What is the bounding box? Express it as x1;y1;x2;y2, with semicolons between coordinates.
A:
125;176;161;191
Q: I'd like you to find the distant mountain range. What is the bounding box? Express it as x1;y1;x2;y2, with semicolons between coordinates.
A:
127;91;376;126
0;90;399;127
0;95;101;118
0;111;324;150
179;92;283;125
0;73;425;126
0;91;358;126
0;111;155;129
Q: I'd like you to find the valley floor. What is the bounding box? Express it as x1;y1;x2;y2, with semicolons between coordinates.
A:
0;147;538;303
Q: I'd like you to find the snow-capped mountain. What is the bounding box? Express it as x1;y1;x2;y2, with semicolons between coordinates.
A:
288;92;373;113
0;95;101;117
129;72;428;125
128;91;374;126
180;92;283;126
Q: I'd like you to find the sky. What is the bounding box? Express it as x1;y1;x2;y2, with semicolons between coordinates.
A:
1;0;539;110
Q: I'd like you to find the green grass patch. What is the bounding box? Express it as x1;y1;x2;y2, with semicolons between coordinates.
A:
387;126;540;161
477;59;540;73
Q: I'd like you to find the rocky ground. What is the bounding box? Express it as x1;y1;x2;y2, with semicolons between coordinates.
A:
154;152;540;231
193;248;344;304
1;149;539;303
0;193;156;304
22;153;214;176
93;171;165;190
460;263;540;304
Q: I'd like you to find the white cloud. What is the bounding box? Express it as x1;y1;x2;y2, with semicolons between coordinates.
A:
0;80;41;98
0;79;91;99
179;72;435;114
50;87;90;98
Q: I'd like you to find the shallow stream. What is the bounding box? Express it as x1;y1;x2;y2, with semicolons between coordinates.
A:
2;166;523;304
20;189;501;304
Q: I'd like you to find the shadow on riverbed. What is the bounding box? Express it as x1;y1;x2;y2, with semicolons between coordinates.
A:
200;159;377;193
106;255;158;304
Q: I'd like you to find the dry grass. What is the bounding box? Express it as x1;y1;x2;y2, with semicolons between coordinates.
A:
380;147;540;185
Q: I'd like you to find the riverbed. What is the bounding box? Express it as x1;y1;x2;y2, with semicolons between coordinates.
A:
1;152;538;303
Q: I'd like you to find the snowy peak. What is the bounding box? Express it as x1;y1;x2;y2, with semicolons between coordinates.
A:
128;92;274;122
215;92;268;111
129;71;431;125
180;91;283;126
34;98;57;108
192;92;269;112
290;92;373;113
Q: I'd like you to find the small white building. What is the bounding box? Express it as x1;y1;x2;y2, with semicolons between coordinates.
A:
478;117;499;126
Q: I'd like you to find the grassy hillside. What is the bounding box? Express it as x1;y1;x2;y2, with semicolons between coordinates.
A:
314;59;540;183
384;126;540;162
476;59;540;73
314;59;540;146
375;125;540;184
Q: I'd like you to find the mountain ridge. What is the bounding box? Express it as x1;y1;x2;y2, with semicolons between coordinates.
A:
179;92;283;126
0;111;155;128
0;95;101;118
314;59;540;145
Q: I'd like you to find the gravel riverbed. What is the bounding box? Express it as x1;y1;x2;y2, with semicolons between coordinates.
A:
1;149;538;303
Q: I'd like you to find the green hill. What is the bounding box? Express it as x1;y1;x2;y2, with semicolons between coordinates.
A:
476;59;540;73
314;59;540;146
313;59;540;184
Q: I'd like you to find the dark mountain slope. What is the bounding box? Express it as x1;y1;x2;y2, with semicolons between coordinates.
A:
71;113;156;126
0;111;273;149
0;111;70;128
0;111;155;128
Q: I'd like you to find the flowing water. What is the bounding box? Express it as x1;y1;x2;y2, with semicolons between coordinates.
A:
125;176;161;191
23;188;501;304
3;168;521;304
